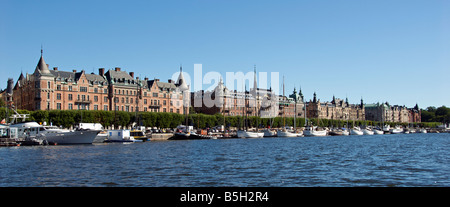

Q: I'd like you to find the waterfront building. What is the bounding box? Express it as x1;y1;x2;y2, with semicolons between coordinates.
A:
11;51;187;115
364;102;421;123
306;93;365;121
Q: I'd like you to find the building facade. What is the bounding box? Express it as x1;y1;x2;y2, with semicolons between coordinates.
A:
364;102;421;123
306;93;365;121
12;51;188;115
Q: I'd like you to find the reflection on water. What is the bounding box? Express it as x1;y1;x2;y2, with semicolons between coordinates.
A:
0;133;449;187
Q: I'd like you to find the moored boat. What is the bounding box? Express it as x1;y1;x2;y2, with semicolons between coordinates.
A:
350;127;363;135
303;126;327;137
12;122;99;145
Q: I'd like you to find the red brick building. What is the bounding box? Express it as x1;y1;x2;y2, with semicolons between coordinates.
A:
12;51;187;115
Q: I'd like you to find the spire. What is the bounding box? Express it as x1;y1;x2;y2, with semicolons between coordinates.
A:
299;86;303;101
313;92;317;103
176;65;188;91
36;47;51;75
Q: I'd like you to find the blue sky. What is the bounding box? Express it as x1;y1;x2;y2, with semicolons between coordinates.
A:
1;0;449;108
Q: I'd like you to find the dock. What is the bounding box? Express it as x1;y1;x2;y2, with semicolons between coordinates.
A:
0;138;20;147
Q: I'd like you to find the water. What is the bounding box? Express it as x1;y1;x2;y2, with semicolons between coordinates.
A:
0;133;449;187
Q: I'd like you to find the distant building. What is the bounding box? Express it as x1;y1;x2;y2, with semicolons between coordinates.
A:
364;102;421;123
306;93;365;121
11;50;187;115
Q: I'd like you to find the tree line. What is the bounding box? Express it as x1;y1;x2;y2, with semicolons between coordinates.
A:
421;106;450;124
0;108;441;129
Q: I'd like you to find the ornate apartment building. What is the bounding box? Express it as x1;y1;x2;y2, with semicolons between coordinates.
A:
305;92;365;121
12;51;188;115
365;102;421;123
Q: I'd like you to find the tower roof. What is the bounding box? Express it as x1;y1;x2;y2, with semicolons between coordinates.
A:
176;65;189;91
36;49;52;76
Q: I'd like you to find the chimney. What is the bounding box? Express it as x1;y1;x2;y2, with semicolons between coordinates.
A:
144;77;148;81
168;79;173;83
99;68;105;76
129;72;134;78
155;79;160;82
73;70;77;73
53;67;58;71
115;67;121;72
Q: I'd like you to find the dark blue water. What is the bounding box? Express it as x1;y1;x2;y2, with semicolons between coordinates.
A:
0;133;449;187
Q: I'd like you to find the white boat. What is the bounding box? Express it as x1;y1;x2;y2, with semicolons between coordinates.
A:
383;125;391;134
303;126;327;137
418;128;427;133
373;129;384;135
237;130;264;138
11;122;99;145
277;130;303;137
262;129;277;137
362;128;374;135
105;129;136;142
389;126;403;134
350;127;363;135
342;129;350;136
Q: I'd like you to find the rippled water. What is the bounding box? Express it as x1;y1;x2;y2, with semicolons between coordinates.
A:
0;133;449;187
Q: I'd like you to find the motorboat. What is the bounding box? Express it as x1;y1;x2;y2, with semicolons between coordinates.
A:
350;127;363;135
169;126;214;140
303;126;327;137
11;122;100;145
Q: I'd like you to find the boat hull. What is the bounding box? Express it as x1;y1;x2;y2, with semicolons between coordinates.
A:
303;130;327;137
362;129;374;135
237;131;264;138
350;130;363;135
43;130;99;145
373;130;384;135
277;130;303;137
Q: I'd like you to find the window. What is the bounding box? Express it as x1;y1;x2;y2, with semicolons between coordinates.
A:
47;93;50;99
57;93;61;100
68;94;73;100
94;105;98;110
122;98;124;103
163;100;166;105
94;88;98;93
153;93;158;97
68;103;73;110
57;85;61;90
104;89;107;94
94;96;98;102
69;86;72;91
130;98;133;104
104;96;108;102
57;103;61;110
144;99;147;104
48;81;51;88
104;105;108;111
80;87;87;92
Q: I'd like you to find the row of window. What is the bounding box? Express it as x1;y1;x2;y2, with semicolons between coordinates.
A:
55;103;181;113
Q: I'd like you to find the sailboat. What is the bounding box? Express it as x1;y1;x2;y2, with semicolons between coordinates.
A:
302;93;327;137
277;81;302;137
236;80;263;138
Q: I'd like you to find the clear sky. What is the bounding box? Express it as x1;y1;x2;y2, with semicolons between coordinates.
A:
1;0;449;108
